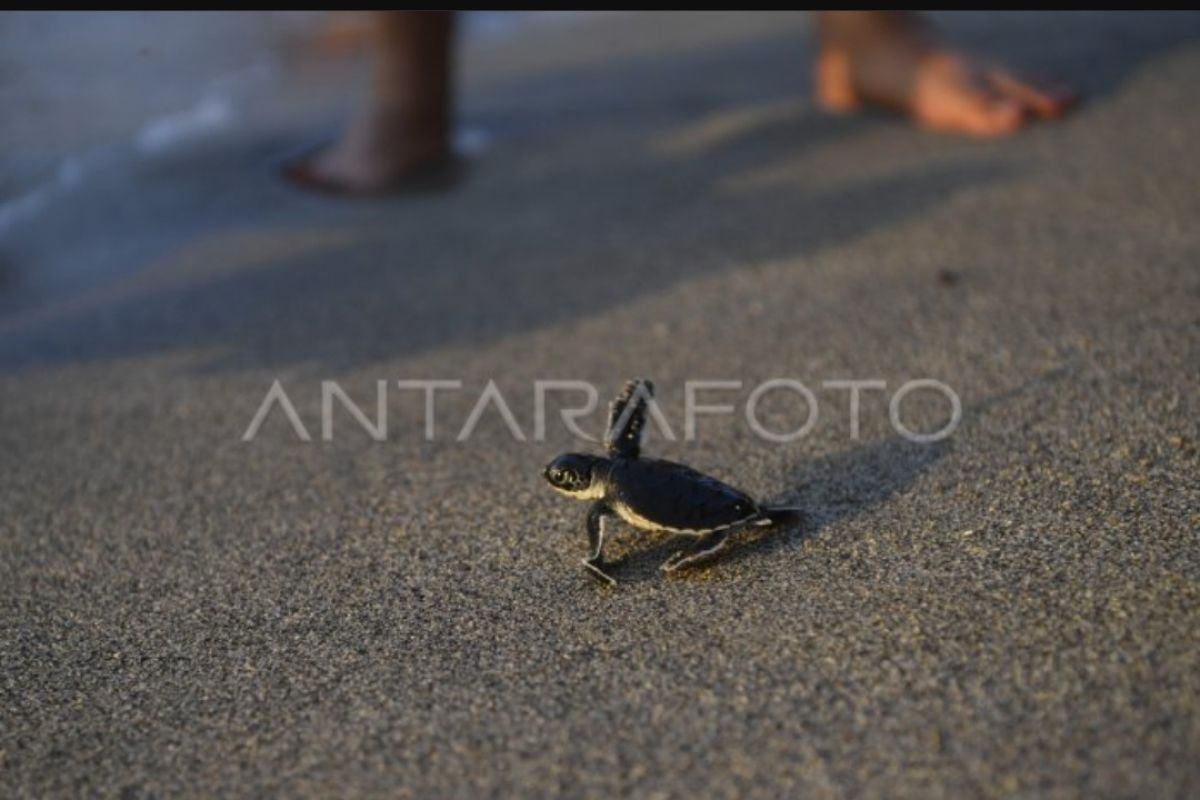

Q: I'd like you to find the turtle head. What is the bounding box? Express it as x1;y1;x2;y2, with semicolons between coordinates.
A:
543;453;606;499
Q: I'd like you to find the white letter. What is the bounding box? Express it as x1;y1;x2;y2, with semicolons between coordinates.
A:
823;379;886;440
889;379;962;443
745;379;818;443
458;380;527;442
397;380;462;441
639;382;677;442
242;380;311;442
685;380;741;440
535;380;599;441
322;380;387;441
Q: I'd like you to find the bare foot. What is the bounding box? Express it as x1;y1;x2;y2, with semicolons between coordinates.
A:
285;109;454;195
285;11;456;195
815;12;1074;137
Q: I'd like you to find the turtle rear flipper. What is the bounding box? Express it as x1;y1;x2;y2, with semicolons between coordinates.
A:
760;505;804;527
660;528;732;573
605;378;654;459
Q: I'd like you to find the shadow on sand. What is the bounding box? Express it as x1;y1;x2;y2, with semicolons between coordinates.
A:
607;435;948;585
607;363;1078;584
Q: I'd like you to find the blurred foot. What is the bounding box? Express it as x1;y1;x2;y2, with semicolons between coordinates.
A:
815;12;1074;137
285;108;452;195
285;11;455;195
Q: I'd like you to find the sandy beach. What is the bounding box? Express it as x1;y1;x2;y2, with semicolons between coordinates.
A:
1;11;1198;798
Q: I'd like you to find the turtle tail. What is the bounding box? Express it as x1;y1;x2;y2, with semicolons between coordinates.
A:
761;505;804;527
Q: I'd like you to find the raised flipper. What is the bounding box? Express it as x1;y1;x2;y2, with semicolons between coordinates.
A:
605;378;654;459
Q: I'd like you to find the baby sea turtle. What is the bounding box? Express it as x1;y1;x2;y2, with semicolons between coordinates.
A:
543;378;801;585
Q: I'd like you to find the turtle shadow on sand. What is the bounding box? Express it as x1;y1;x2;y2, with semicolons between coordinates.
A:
730;436;950;569
604;363;1077;584
608;435;949;585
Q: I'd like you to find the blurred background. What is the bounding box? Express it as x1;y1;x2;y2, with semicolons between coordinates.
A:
1;11;1197;366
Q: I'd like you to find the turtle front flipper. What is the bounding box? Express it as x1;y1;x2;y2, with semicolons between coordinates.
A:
605;378;654;459
582;502;618;586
